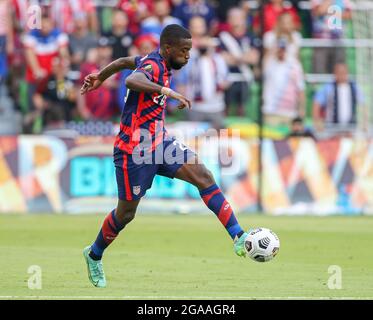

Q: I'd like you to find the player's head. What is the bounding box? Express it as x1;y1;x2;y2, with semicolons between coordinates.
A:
160;24;192;70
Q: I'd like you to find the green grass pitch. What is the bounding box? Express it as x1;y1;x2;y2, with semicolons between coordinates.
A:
0;213;372;300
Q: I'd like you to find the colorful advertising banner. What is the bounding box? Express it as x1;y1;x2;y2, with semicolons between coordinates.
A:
229;138;373;215
0;135;372;215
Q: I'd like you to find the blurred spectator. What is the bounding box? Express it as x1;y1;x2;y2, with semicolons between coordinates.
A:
289;0;313;37
264;12;302;60
117;0;153;35
49;0;98;35
34;57;77;122
12;0;40;31
141;0;182;39
0;0;19;135
103;9;134;61
219;7;259;116
313;63;365;133
78;38;118;121
311;0;352;74
178;16;229;129
253;0;301;34
188;14;217;49
0;0;13;95
23;12;70;130
68;13;98;72
172;0;218;35
210;0;241;25
42;106;79;139
287;117;316;139
263;38;305;127
133;34;159;57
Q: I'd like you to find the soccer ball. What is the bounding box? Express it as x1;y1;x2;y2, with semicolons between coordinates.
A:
244;228;280;262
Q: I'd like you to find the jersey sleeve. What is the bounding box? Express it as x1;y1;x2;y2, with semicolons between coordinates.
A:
135;58;161;83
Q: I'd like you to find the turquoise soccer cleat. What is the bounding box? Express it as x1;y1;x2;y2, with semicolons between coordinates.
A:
83;246;107;288
234;231;250;257
234;232;248;257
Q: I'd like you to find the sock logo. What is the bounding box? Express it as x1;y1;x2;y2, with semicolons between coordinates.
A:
224;204;230;211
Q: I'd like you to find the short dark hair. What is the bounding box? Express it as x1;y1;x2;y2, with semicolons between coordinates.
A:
160;24;192;46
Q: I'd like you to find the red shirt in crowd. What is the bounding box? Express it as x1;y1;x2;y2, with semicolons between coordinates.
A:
80;62;116;120
253;3;301;33
116;0;154;34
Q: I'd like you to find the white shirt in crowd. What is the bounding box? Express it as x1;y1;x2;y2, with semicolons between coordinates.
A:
337;83;352;125
263;56;305;118
184;50;228;114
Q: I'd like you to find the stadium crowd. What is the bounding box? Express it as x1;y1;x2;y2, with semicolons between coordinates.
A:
0;0;364;137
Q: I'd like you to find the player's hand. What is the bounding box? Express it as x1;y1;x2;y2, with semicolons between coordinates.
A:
80;73;103;95
162;88;191;110
175;94;192;110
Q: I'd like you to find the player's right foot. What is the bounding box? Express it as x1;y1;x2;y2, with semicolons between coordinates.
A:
234;232;249;257
83;246;106;288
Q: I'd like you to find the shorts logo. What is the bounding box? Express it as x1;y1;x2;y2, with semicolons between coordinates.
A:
133;186;141;196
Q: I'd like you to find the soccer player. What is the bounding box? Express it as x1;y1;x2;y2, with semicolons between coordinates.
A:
81;24;249;288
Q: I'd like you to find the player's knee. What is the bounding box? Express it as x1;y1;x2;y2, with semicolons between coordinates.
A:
196;168;215;189
116;208;136;226
123;211;136;225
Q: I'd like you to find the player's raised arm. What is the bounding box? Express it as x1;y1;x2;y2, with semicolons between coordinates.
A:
125;72;192;109
80;56;139;95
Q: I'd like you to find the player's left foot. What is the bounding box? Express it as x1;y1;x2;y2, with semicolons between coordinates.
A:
83;246;106;288
234;232;249;257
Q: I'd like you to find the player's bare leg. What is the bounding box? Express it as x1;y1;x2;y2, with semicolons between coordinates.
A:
83;199;140;287
115;199;141;226
174;157;249;257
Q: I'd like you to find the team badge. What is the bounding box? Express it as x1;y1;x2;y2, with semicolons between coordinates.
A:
133;186;141;196
143;64;153;73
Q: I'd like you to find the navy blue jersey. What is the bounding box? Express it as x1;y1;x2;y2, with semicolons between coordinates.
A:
114;51;172;154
